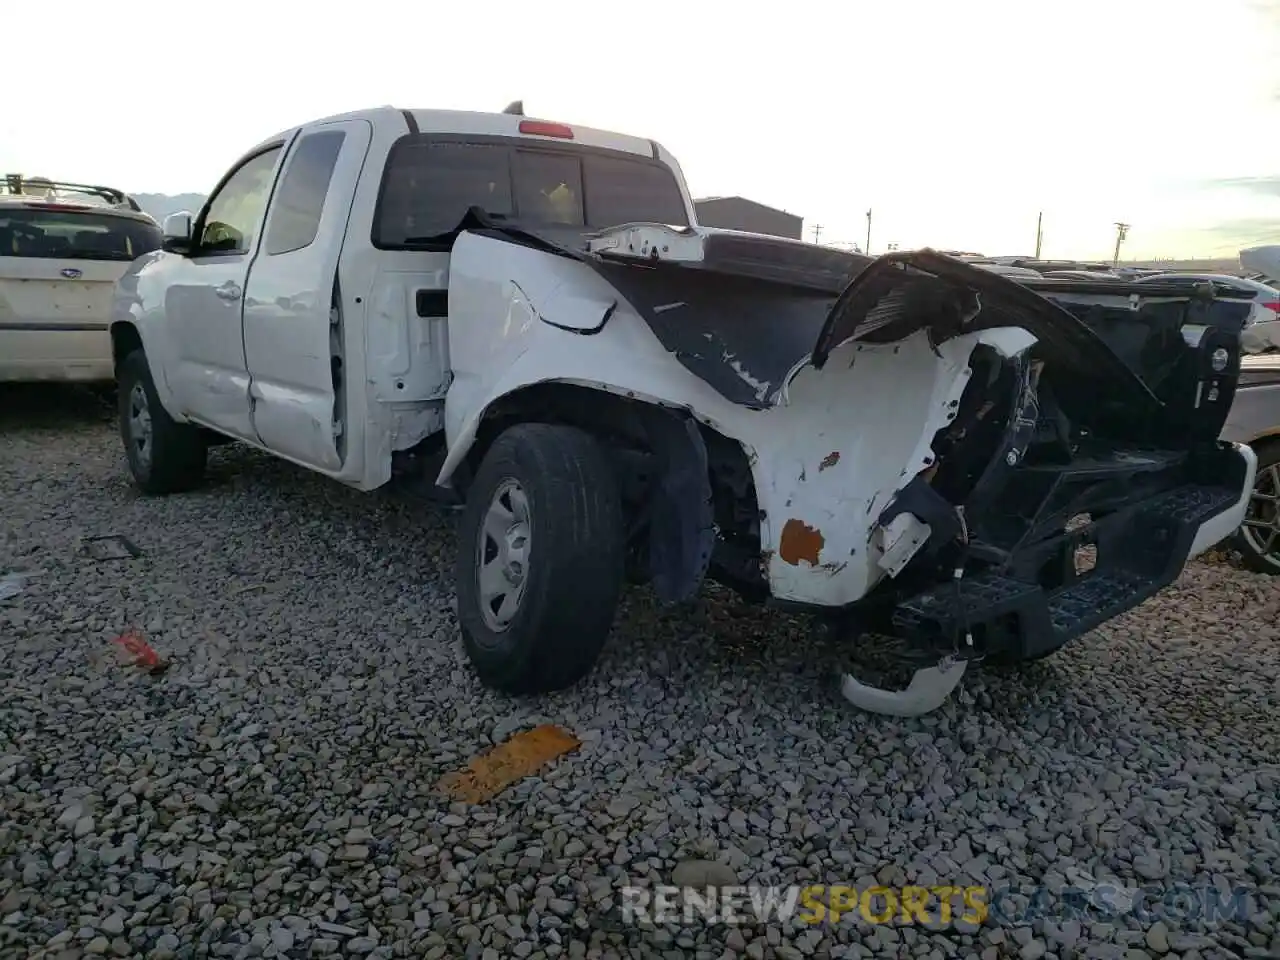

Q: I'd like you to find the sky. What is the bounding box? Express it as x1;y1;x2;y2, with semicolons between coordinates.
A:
3;0;1278;260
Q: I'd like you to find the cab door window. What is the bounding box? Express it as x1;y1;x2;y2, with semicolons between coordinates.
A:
196;147;283;256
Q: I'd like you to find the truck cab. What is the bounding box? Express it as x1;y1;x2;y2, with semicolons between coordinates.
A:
112;105;696;488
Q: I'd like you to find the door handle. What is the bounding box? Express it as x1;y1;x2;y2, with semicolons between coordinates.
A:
215;281;243;301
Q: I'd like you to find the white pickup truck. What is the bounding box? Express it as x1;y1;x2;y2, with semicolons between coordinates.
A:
110;104;1258;716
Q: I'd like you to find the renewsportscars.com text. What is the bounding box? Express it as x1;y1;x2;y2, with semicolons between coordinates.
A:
620;883;1255;927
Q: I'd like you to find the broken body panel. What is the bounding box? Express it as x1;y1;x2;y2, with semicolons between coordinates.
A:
441;221;1256;712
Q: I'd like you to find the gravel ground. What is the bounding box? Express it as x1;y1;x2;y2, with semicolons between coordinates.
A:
1;384;1278;960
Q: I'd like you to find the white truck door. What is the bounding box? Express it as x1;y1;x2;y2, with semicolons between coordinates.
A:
166;144;287;439
241;119;373;471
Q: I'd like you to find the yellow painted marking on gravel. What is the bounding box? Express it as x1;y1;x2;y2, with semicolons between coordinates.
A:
437;724;581;803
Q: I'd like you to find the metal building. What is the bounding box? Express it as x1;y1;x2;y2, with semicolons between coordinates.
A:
693;196;804;240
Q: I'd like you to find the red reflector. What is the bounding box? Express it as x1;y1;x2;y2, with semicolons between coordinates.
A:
518;120;574;139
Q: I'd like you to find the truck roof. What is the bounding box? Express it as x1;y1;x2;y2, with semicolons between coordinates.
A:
255;106;664;161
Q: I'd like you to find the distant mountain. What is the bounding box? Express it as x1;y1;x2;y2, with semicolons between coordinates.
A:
132;193;206;223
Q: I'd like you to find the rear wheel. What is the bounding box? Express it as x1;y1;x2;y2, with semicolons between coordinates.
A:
1233;441;1280;575
456;423;625;694
117;349;207;494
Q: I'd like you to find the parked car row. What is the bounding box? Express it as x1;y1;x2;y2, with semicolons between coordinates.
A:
961;252;1280;355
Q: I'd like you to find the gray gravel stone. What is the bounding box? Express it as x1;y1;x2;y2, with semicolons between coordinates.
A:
0;386;1277;960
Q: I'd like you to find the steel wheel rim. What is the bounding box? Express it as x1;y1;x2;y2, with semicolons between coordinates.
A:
475;478;532;631
1240;462;1280;569
128;382;153;470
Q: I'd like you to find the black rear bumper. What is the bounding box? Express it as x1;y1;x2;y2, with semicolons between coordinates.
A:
890;444;1250;661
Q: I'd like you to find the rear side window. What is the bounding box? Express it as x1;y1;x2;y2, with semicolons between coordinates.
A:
0;207;161;261
265;130;346;256
375;141;513;247
373;135;689;248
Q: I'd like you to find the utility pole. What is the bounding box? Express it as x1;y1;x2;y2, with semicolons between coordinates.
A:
1035;211;1043;258
865;209;872;256
1112;222;1130;266
811;223;823;245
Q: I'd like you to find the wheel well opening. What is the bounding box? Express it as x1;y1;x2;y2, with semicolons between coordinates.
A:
110;323;143;372
469;382;765;597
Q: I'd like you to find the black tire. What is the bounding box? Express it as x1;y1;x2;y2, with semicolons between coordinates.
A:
456;423;625;694
117;349;207;495
1231;440;1280;575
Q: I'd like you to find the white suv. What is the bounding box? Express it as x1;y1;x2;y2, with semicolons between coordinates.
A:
0;175;162;382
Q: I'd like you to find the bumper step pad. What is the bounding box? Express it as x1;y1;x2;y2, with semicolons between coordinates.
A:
894;483;1239;654
839;482;1239;717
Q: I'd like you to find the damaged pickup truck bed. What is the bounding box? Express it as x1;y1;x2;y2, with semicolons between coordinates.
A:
485;225;1256;714
112;106;1256;717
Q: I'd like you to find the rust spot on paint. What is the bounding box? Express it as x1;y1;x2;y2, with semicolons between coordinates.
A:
778;519;825;566
437;725;581;804
818;451;840;472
